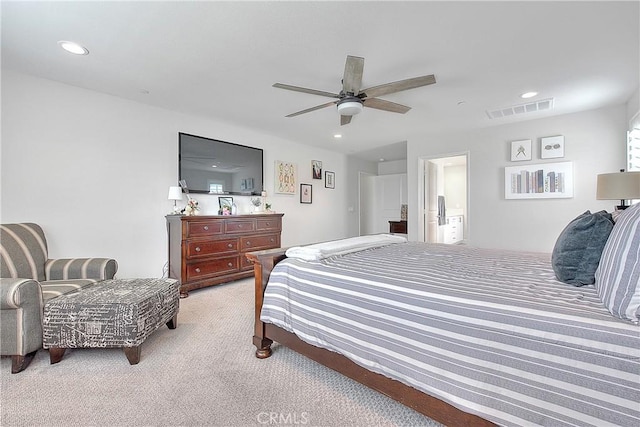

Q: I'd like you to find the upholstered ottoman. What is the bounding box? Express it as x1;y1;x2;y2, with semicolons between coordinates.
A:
42;278;179;365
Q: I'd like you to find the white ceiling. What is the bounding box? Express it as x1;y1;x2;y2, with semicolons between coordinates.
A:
2;1;638;163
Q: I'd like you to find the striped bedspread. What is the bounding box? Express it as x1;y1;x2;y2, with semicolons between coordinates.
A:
260;242;640;427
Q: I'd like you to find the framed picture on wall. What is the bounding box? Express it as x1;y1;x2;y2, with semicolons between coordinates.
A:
275;160;297;194
300;184;312;204
505;161;573;199
325;171;335;189
510;139;532;161
312;160;322;179
540;135;565;159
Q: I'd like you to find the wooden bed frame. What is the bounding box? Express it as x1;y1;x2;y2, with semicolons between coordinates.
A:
246;248;496;427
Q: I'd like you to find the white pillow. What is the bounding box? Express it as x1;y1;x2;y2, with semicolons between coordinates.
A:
595;203;640;323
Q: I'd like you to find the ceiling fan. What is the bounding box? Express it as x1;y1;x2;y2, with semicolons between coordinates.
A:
273;55;436;125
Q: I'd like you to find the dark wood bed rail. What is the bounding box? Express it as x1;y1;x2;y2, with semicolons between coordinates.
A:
246;248;496;427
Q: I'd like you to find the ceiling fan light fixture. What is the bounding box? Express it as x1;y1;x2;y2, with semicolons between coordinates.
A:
337;98;364;116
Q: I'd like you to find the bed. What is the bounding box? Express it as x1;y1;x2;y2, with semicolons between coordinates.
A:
247;210;640;427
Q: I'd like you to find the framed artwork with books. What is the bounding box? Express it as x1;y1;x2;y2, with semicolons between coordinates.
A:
505;161;573;199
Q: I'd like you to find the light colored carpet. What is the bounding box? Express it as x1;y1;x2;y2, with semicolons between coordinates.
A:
1;278;441;427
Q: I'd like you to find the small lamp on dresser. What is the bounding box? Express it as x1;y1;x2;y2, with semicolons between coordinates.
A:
168;186;183;214
596;170;640;210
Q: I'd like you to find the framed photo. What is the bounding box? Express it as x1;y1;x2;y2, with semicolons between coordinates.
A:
275;160;297;194
312;160;322;179
218;196;233;213
300;184;312;204
540;135;565;159
505;161;573;199
325;171;335;189
510;139;532;161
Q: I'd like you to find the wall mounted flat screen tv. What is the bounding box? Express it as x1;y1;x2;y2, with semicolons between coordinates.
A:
179;132;263;195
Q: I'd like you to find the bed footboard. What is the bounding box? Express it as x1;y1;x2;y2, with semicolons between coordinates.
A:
246;247;288;358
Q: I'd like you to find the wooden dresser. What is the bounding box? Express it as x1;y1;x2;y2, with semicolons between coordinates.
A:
388;220;407;234
166;213;284;294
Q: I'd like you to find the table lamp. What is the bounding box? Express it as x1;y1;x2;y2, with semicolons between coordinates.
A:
596;170;640;210
168;186;183;214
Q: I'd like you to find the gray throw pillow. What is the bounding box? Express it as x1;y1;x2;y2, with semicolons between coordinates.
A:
552;210;614;286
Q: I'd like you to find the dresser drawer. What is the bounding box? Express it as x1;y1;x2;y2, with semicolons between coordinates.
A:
186;238;238;259
241;254;254;271
186;256;239;280
256;217;281;231
240;234;280;252
186;220;224;237
225;220;255;234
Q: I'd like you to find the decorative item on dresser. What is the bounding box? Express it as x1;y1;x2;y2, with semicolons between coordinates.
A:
166;214;284;296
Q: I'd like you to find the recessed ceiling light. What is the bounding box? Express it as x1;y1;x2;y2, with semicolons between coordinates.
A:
521;91;538;99
333;134;342;138
58;40;89;55
379;158;385;162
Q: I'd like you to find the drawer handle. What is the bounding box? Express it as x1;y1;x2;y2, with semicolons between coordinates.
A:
227;262;233;267
203;226;209;231
238;224;243;228
246;241;251;246
195;268;201;273
195;247;201;252
266;222;270;226
270;238;275;242
227;243;233;248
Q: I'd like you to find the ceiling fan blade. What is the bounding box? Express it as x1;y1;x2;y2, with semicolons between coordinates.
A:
342;56;364;95
285;101;338;117
363;97;411;114
273;83;340;99
340;115;353;126
361;74;436;99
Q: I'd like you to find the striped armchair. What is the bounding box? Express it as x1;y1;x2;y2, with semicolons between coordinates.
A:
1;223;117;373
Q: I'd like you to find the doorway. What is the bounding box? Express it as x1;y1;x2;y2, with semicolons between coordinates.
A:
418;153;469;244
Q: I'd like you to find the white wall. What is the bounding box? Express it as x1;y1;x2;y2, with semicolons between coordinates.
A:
1;71;349;278
345;155;377;237
378;159;406;175
444;164;466;216
407;105;628;253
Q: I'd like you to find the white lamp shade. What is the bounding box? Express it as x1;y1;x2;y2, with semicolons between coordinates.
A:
596;171;640;200
337;99;363;116
168;186;183;201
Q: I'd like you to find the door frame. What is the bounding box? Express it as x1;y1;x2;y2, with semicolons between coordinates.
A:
417;151;470;243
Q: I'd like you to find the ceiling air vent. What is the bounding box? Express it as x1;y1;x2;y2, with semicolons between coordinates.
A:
486;98;554;119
